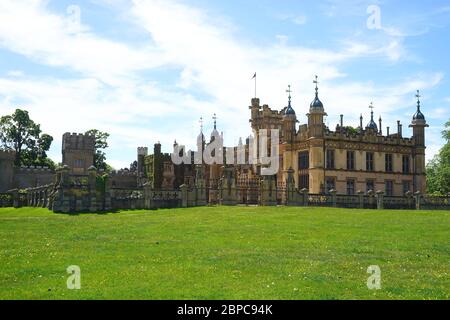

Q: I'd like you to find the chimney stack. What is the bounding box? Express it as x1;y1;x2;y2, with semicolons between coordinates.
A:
340;114;343;127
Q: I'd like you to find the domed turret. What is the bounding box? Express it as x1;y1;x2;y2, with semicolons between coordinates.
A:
284;85;296;117
307;75;327;138
366;102;378;131
409;90;428;147
210;113;220;141
310;75;324;111
310;96;323;109
412;90;425;121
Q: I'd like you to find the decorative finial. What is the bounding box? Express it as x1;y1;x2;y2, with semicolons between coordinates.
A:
416;90;421;109
286;84;292;106
213;113;217;130
369;102;375;119
313;75;319;96
199;117;203;133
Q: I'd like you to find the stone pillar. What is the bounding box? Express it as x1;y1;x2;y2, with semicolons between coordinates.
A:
11;189;19;208
26;191;31;206
286;168;295;206
38;190;42;207
405;191;413;209
195;165;207;206
32;190;36;207
330;189;337;207
415;191;422;210
60;165;71;213
301;188;309;206
367;190;375;208
88;166;98;212
36;190;41;207
104;174;112;211
143;183;154;209
42;188;48;208
376;190;384;210
357;190;364;209
180;184;188;208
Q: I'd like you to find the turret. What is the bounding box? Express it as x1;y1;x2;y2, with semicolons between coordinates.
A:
307;76;327;194
307;75;327;138
365;102;378;133
409;90;428;193
137;147;148;175
282;85;297;143
153;142;163;189
409;90;428;147
62;132;95;175
249;98;261;129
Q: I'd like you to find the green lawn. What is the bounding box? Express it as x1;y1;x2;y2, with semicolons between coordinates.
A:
0;206;448;300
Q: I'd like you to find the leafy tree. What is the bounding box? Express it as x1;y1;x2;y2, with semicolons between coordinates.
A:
426;120;450;195
85;129;110;171
344;126;359;135
0;109;54;168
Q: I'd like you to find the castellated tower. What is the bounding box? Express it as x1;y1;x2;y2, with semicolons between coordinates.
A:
282;85;297;144
153;142;163;189
0;149;15;192
137;147;148;176
62;133;95;175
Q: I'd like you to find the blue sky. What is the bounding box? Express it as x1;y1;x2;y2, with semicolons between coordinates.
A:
0;0;449;169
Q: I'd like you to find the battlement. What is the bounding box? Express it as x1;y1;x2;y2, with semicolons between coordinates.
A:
0;149;16;160
15;165;55;173
137;147;148;156
324;129;415;146
111;169;138;176
62;132;95;151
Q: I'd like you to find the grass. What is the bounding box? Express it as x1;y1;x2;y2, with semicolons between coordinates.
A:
0;206;448;300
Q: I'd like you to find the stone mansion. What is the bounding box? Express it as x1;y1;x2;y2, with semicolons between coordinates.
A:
0;77;429;208
271;80;428;197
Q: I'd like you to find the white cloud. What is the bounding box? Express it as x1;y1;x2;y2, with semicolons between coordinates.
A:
0;0;445;168
292;15;308;25
0;0;166;85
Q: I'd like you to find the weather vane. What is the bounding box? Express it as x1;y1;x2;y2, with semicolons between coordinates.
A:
313;75;319;87
286;85;292;104
313;75;319;95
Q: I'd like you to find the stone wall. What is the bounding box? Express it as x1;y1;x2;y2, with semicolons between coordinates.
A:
12;166;55;190
109;169;138;189
5;164;449;213
0;150;15;192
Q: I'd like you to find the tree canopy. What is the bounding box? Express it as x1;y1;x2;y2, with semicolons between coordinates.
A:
85;129;111;171
0;109;55;168
426;120;450;195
